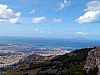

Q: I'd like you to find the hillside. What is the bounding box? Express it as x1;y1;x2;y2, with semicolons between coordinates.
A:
3;47;97;75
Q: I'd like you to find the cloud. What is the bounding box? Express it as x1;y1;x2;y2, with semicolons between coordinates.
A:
77;0;100;24
57;0;71;10
32;17;47;24
32;16;63;24
0;4;21;24
76;32;88;36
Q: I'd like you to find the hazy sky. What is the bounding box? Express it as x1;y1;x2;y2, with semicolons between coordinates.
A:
0;0;100;39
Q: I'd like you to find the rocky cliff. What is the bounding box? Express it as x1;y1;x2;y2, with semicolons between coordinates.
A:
84;47;100;75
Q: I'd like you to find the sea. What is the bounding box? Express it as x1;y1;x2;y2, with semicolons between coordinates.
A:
0;36;100;50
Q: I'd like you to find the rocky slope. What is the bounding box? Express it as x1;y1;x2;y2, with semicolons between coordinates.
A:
84;47;100;75
3;47;97;75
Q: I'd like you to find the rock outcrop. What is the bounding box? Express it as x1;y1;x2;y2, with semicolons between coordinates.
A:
84;47;100;75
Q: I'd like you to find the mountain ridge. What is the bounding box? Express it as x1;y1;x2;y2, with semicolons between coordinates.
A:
3;47;98;75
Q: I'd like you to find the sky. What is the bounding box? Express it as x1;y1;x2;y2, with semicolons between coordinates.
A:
0;0;100;39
